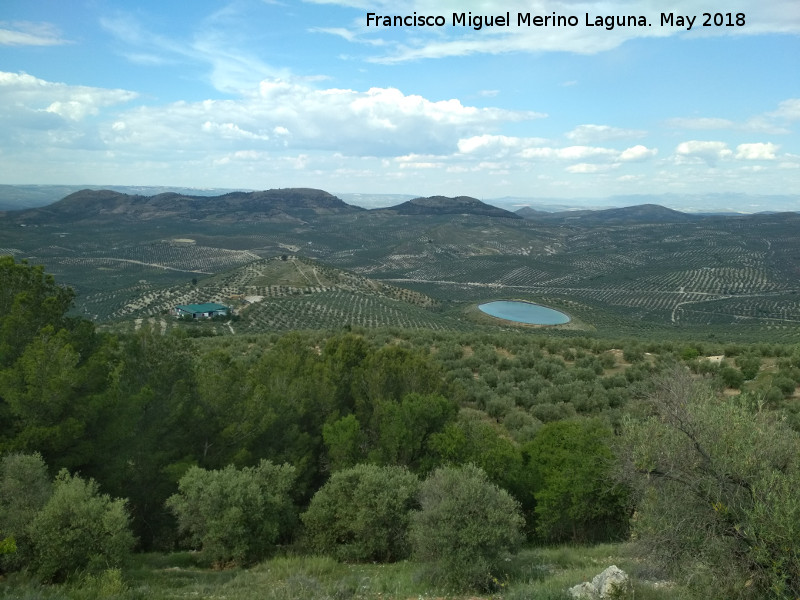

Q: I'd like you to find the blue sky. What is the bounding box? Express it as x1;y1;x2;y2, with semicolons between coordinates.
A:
1;0;798;209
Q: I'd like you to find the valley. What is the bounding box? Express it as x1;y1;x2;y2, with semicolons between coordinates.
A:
1;188;799;341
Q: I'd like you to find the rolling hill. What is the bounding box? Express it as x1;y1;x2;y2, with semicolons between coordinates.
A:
94;255;468;334
380;196;521;219
4;188;361;224
518;204;701;224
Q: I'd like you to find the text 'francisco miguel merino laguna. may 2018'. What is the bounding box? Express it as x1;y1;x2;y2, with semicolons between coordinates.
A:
365;11;746;31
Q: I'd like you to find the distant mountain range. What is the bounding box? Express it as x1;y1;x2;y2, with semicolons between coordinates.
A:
1;189;525;224
2;188;361;224
1;186;798;226
2;185;799;215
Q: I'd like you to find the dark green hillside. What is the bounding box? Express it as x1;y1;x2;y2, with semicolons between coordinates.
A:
514;205;549;218
7;187;360;224
0;184;253;211
381;195;521;218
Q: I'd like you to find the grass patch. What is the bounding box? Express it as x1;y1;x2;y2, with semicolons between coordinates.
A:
0;544;692;600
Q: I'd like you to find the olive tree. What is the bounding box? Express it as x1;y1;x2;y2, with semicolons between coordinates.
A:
618;367;800;599
301;463;420;562
28;470;134;582
410;464;524;591
166;460;296;566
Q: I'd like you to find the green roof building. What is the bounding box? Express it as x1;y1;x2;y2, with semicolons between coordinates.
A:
174;303;229;319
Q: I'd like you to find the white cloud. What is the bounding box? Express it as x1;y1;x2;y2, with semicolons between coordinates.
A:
0;71;138;123
668;98;800;135
675;140;733;165
566;163;618;174
457;134;546;154
0;21;68;46
667;117;735;130
100;13;288;94
312;27;358;42
556;145;617;160
770;99;800;121
736;142;779;160
511;141;651;165
520;147;554;159
100;78;538;158
620;145;658;161
201;121;271;141
566;124;646;143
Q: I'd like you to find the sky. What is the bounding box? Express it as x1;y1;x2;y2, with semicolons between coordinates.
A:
0;0;799;210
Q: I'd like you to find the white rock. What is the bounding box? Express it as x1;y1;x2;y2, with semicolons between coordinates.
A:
593;565;631;598
568;565;631;600
569;581;598;599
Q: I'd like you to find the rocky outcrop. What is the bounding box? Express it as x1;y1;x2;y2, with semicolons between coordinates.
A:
569;565;631;599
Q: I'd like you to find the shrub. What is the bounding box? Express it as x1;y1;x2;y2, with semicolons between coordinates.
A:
718;364;745;389
301;464;420;562
166;460;296;566
525;419;629;543
410;464;524;591
618;367;800;598
28;470;134;582
503;409;542;443
0;452;52;571
735;353;761;380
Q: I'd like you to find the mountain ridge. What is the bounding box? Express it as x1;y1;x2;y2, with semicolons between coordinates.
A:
517;203;702;224
379;195;522;219
3;187;361;224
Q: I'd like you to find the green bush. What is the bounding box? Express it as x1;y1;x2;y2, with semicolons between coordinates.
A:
525;419;629;543
0;536;15;556
619;367;800;598
735;353;761;380
301;463;420;562
166;460;296;566
410;464;524;591
718;364;745;389
28;469;134;582
0;452;52;571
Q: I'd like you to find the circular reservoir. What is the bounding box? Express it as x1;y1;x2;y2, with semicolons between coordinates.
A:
478;300;570;325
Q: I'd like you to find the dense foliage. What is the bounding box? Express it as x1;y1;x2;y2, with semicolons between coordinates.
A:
410;464;525;591
0;452;134;583
0;452;51;572
618;368;800;598
526;418;629;543
301;464;420;562
28;470;134;582
167;460;296;566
